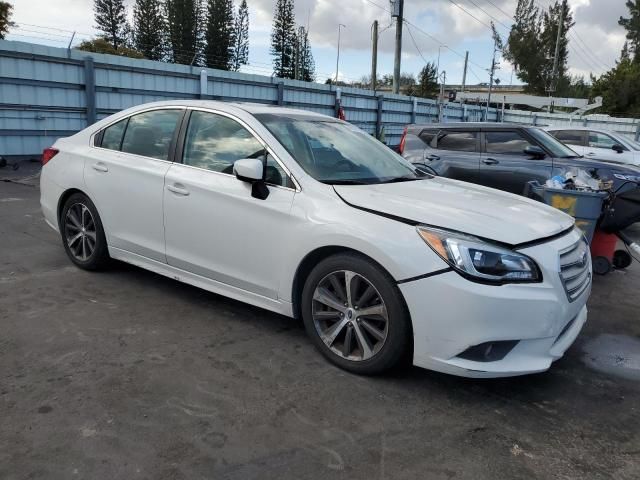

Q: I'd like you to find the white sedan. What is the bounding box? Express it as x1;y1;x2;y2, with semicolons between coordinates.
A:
547;126;640;166
40;101;591;377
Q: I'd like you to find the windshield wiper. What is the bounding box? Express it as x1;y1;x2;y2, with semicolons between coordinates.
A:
320;179;370;185
379;176;421;184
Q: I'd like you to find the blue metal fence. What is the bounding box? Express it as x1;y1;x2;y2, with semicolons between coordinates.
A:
0;40;497;158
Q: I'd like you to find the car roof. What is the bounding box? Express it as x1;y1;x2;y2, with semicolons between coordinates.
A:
116;99;335;120
407;122;534;132
545;126;620;133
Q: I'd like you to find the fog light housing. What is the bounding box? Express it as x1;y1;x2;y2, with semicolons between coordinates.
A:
457;340;519;362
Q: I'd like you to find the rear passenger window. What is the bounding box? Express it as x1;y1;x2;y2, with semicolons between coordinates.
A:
435;131;477;152
552;130;584;146
99;119;127;150
485;131;533;154
121;109;182;160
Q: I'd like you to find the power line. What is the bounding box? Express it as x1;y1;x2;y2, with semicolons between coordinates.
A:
484;0;515;21
462;0;511;31
443;0;493;30
404;22;430;65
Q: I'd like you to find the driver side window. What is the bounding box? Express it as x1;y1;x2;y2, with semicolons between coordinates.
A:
183;111;264;174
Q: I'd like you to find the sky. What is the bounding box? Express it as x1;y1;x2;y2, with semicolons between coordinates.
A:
6;0;629;87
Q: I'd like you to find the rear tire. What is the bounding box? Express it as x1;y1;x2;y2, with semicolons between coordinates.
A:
301;253;411;375
60;193;110;270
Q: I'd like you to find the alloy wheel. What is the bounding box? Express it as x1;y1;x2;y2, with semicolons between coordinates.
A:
312;270;389;361
64;203;97;261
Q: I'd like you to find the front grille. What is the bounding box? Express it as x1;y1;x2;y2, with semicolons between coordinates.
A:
559;238;591;302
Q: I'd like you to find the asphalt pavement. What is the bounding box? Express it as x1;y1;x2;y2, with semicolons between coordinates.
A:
1;180;639;480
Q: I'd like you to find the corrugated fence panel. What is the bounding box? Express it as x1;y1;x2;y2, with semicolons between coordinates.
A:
4;39;640;158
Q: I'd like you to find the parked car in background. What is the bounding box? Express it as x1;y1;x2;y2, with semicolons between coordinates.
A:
546;126;640;167
41;101;590;378
400;123;640;194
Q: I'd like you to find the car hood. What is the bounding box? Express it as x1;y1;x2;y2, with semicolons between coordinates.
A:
334;178;574;246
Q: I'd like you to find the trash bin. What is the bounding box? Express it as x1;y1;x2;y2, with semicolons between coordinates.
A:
524;181;609;244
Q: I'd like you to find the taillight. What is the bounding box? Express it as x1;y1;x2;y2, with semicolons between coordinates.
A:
398;127;408;154
42;148;59;166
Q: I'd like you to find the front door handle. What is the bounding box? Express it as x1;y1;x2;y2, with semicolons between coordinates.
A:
166;183;190;196
426;154;440;161
482;158;499;165
586;152;596;156
92;162;108;172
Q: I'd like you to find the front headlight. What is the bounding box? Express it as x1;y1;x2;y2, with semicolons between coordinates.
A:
417;226;541;284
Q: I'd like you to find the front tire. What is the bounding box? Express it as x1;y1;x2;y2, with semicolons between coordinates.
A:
60;193;110;270
301;253;411;375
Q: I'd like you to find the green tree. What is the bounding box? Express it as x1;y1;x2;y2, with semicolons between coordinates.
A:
94;0;129;49
271;0;296;79
165;0;204;65
230;0;249;71
619;0;640;61
296;26;315;81
133;0;166;60
76;38;145;59
0;1;14;40
592;58;640;115
205;0;235;69
504;0;574;95
412;63;438;98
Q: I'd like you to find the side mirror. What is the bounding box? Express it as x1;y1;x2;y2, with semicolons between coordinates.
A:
233;158;264;182
612;144;624;154
524;145;546;159
233;158;269;200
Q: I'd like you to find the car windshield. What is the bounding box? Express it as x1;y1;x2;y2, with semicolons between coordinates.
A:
528;127;581;158
256;114;427;184
613;133;640;151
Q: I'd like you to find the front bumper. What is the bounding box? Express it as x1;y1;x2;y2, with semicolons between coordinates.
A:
400;228;590;378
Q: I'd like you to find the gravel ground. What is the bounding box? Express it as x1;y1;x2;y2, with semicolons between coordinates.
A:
1;181;639;480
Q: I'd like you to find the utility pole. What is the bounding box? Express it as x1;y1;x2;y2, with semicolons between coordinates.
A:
335;23;346;83
371;20;378;91
294;35;300;81
550;0;566;93
461;51;468;92
485;41;498;117
438;70;446;122
392;0;404;94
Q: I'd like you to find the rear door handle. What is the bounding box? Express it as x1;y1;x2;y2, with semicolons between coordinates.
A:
166;183;190;196
92;162;108;172
482;158;499;165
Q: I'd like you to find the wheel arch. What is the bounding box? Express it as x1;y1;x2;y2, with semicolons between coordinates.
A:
57;188;91;224
290;245;409;322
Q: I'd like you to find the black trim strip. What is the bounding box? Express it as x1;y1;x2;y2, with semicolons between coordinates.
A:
397;268;453;284
333;188;419;226
513;225;574;250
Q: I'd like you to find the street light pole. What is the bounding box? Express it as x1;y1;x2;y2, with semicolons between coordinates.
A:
335;23;346;83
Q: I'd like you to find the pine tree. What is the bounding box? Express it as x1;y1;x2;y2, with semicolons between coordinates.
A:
94;0;129;50
230;0;249;71
414;62;438;98
165;0;205;65
271;0;296;79
621;41;631;62
619;0;640;61
296;26;315;81
504;0;574;95
205;0;235;70
0;1;14;40
133;0;166;60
